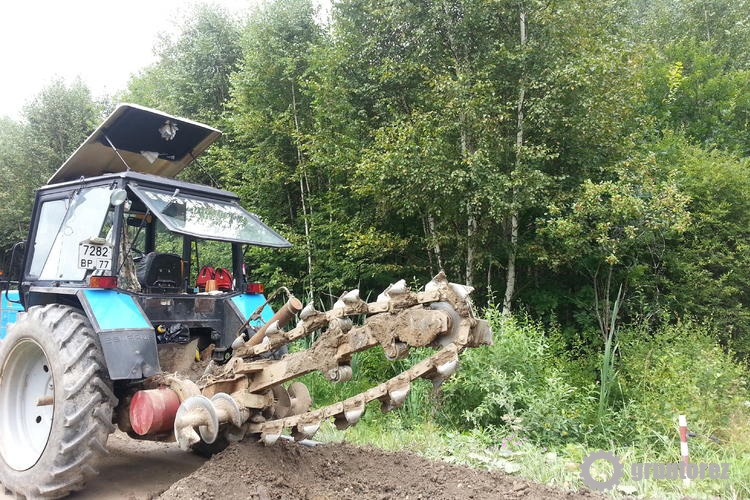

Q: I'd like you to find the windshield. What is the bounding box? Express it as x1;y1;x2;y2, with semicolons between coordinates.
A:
130;186;290;247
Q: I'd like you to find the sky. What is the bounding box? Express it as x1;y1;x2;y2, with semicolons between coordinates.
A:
0;0;260;118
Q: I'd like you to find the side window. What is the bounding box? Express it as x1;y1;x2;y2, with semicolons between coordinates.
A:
38;187;113;281
27;199;67;279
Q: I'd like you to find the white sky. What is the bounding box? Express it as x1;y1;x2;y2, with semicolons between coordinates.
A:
0;0;261;119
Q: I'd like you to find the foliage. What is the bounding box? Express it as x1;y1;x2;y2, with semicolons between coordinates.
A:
441;309;597;445
619;320;748;442
123;5;242;124
3;3;750;497
0;78;103;264
654;134;750;354
540;152;690;339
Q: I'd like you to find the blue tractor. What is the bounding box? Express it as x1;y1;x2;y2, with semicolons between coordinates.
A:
0;105;491;499
0;105;290;497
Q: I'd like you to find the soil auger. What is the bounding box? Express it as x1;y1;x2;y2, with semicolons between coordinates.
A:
153;272;493;450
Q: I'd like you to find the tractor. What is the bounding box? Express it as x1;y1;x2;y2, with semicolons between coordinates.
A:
0;104;492;499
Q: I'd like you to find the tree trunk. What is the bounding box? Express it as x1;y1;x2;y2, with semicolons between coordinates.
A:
427;213;444;271
460;125;476;288
466;214;476;288
503;8;526;315
503;212;518;314
487;257;493;301
422;216;435;276
291;82;313;296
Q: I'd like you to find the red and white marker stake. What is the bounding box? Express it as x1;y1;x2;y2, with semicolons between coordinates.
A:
679;414;690;486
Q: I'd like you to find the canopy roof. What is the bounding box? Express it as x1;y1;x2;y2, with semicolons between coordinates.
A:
48;104;221;184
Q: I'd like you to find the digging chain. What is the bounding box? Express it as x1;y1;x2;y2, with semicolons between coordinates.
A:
169;272;492;449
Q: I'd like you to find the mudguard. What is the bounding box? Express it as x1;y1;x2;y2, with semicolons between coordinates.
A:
230;293;274;327
77;289;160;380
0;290;24;340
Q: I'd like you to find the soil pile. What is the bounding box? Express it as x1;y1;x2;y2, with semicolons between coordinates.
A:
159;439;603;500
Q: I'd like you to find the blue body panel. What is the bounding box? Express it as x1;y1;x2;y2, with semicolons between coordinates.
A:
0;290;24;340
81;289;151;330
231;293;274;327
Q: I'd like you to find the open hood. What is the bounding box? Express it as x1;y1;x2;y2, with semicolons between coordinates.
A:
48;104;221;184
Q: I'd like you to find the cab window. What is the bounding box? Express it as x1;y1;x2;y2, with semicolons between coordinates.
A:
36;187;113;281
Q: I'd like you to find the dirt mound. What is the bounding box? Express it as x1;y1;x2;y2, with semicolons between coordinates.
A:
159;440;603;500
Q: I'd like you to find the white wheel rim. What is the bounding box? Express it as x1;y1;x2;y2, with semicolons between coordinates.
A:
0;339;55;471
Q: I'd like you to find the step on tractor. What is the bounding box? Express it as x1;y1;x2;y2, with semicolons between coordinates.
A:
0;104;493;499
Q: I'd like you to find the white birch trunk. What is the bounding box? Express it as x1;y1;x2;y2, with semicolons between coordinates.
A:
503;9;526;315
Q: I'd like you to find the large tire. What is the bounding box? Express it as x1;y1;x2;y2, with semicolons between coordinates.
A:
0;304;117;499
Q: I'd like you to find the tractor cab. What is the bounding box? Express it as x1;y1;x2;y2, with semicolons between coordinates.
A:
12;104;291;380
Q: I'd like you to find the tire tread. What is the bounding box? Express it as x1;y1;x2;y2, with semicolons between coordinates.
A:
0;304;118;499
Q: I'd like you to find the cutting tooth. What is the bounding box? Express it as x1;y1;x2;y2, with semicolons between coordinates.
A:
426;272;449;293
265;320;280;335
231;335;247;349
389;384;410;406
341;289;361;304
294;421;321;440
333;317;353;332
381;382;411;412
449;283;474;299
261;431;281;446
333;408;363;430
344;407;364;425
388;279;407;296
437;358;459;378
333;289;358;310
377;279;407;302
334;397;366;430
299;302;316;320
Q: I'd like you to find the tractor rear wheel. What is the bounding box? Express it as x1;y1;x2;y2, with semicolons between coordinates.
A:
0;304;117;498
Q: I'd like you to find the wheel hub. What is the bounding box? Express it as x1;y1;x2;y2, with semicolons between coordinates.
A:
0;340;55;471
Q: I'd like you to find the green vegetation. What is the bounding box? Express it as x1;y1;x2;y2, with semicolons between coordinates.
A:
309;310;750;499
2;0;750;498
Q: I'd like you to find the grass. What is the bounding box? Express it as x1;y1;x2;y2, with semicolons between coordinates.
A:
292;310;750;500
313;409;750;499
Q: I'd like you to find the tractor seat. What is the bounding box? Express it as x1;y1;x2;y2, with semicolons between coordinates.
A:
136;252;183;293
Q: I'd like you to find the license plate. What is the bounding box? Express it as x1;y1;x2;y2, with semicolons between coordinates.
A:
78;242;112;270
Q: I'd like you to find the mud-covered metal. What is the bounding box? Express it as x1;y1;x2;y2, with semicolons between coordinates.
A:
160;272;492;448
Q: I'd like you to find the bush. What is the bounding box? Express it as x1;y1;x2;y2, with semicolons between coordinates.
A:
618;320;749;443
441;309;597;445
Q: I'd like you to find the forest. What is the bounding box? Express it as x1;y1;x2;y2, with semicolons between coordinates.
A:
2;0;750;497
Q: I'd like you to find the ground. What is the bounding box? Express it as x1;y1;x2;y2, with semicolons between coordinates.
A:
0;433;205;500
1;432;605;500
